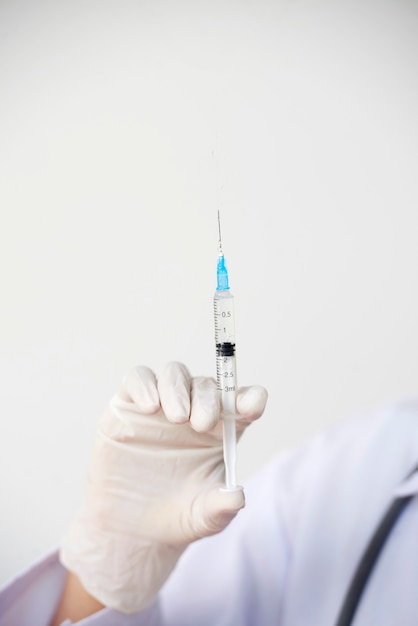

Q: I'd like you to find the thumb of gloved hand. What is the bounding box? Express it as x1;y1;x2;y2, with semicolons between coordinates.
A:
60;362;268;613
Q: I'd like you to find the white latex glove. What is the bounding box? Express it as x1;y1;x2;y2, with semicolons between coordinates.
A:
60;361;268;613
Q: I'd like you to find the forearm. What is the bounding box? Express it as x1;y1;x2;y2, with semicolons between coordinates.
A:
50;570;105;626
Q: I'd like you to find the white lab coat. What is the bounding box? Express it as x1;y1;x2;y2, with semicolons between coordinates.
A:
2;398;418;625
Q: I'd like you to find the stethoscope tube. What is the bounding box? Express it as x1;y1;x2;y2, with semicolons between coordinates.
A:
335;464;418;626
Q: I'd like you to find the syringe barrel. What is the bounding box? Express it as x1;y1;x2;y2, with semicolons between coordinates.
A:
214;289;237;408
213;289;235;345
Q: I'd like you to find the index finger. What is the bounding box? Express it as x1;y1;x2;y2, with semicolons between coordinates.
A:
118;365;160;415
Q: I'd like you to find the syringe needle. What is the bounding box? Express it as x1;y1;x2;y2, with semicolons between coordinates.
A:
217;209;223;256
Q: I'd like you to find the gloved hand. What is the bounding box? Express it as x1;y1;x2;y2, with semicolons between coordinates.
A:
60;361;268;613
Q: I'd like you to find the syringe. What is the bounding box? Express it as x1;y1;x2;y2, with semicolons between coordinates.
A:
214;211;239;490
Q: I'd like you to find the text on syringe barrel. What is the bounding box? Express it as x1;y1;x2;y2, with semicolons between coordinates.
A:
216;354;237;399
213;291;235;344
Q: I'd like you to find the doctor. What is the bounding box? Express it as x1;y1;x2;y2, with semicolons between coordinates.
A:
2;360;418;625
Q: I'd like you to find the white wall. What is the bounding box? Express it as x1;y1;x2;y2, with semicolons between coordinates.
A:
1;0;418;584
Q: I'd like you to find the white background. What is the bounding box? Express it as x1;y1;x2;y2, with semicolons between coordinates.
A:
1;0;418;585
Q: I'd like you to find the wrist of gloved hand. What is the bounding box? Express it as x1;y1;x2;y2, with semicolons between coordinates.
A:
60;362;268;613
61;487;245;613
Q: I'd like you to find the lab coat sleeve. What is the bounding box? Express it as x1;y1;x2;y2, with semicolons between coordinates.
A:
0;455;291;626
